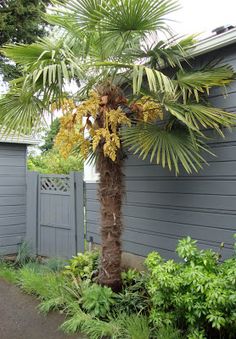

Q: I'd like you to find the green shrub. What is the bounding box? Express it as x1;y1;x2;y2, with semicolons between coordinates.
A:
145;236;236;339
27;149;83;174
115;269;149;315
64;251;99;280
81;283;115;318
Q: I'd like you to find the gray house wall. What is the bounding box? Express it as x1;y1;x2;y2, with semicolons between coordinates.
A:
0;143;27;255
85;43;236;260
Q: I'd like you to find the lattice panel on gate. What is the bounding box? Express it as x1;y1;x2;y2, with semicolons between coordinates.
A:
40;176;70;193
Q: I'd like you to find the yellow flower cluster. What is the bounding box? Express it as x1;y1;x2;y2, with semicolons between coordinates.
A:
54;92;100;159
136;96;163;122
92;128;121;161
91;108;131;161
51;98;77;115
55;114;86;158
54;93;161;163
106;108;131;132
75;91;100;124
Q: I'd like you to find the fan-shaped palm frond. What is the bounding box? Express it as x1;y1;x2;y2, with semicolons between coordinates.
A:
51;0;180;33
122;123;211;174
176;65;235;102
0;88;45;135
133;34;197;69
165;102;236;134
2;37;83;105
5;37;80;78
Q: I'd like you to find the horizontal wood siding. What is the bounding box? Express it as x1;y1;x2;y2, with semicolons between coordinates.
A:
85;43;236;260
0;144;27;255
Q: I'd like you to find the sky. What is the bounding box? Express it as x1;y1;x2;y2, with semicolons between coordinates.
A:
169;0;236;37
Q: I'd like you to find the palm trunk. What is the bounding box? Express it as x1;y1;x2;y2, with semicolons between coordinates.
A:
96;151;124;292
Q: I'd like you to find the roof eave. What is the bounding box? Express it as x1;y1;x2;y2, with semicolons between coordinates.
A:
189;28;236;58
0;136;39;145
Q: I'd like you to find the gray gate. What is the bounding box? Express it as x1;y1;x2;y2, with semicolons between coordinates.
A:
26;172;84;258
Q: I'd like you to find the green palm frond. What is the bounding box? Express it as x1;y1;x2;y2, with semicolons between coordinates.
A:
176;65;235;102
139;35;197;69
0;89;45;135
133;64;174;94
2;37;82;90
166;102;236;134
52;0;179;33
122;123;210;174
90;61;174;94
1;43;49;67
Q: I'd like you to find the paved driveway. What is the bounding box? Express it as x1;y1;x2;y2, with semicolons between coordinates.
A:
0;279;82;339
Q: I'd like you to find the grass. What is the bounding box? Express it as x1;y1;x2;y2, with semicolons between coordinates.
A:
0;260;17;283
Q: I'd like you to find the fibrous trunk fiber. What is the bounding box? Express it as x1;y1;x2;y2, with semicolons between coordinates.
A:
97;152;124;292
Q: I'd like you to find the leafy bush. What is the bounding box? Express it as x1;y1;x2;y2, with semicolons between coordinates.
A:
27;149;83;174
145;236;236;339
115;269;149;315
64;251;99;280
81;283;115;318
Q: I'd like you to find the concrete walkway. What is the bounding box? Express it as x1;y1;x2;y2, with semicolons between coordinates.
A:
0;279;82;339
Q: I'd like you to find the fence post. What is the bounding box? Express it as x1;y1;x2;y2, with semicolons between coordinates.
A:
26;171;38;255
73;172;85;253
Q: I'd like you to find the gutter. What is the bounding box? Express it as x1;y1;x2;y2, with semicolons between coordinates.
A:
189;27;236;58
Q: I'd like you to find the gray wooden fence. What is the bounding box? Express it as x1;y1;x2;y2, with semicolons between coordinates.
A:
26;172;84;258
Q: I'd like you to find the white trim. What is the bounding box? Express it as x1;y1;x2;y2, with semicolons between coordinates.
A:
189;28;236;57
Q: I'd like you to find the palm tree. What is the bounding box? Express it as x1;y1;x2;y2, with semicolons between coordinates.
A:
0;0;235;291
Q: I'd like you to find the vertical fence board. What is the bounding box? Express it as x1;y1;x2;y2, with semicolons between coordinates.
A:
75;172;84;253
26;172;38;255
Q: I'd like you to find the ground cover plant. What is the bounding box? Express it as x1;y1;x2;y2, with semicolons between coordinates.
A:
1;0;236;292
0;236;235;339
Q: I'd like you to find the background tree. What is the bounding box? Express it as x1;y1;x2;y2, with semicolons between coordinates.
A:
27;117;84;174
27;150;83;174
0;0;50;81
0;0;235;291
40;117;60;153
